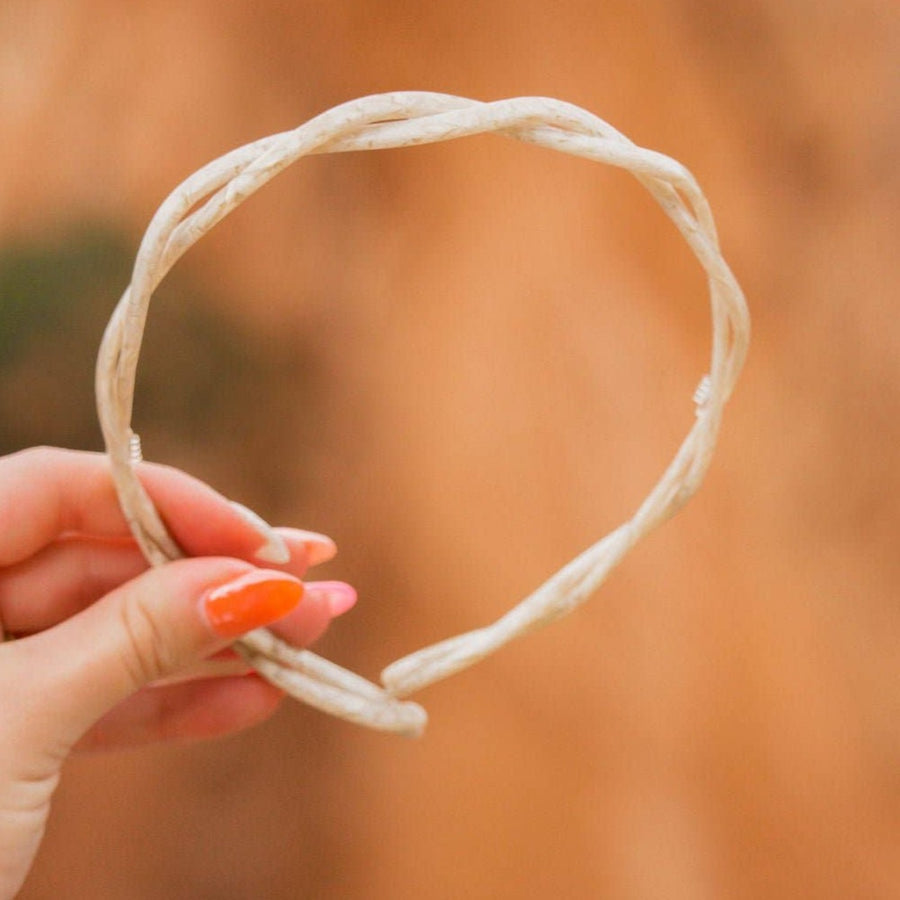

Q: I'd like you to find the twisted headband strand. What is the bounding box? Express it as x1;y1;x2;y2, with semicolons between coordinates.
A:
96;92;749;737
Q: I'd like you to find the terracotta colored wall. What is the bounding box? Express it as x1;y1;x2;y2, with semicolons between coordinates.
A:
2;1;899;897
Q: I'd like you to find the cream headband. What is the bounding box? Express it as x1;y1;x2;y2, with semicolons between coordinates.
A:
96;92;749;737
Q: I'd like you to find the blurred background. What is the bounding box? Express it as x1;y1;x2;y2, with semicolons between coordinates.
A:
2;1;899;897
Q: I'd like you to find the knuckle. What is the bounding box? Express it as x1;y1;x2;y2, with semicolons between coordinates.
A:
17;445;62;466
115;596;173;688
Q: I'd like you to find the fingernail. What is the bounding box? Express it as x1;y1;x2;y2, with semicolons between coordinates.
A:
305;580;358;617
278;528;337;567
229;502;291;565
203;571;304;638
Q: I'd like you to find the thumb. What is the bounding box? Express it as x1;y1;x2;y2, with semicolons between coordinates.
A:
18;558;303;750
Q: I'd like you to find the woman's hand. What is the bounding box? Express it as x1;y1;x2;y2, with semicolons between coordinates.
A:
0;447;356;898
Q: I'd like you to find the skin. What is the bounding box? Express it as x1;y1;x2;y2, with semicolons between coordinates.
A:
0;447;351;898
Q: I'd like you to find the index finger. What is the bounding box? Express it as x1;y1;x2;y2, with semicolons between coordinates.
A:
0;447;335;569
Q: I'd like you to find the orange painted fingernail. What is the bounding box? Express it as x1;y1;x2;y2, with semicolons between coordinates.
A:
203;571;304;638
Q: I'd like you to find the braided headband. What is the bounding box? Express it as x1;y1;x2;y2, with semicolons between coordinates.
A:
96;92;749;737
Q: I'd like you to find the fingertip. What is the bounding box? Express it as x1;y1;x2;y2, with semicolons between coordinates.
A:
277;528;337;567
307;580;357;618
267;579;357;648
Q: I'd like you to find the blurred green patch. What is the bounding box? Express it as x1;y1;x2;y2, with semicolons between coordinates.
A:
0;225;321;513
0;226;130;451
